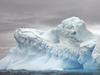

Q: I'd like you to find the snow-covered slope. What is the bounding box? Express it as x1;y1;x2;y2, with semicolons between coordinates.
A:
0;17;100;70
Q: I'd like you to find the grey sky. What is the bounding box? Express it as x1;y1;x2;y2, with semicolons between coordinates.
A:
0;0;100;47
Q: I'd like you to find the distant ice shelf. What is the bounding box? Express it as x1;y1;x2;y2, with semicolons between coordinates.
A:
0;17;100;71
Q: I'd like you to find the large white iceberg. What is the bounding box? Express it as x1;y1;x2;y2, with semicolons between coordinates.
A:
0;17;100;70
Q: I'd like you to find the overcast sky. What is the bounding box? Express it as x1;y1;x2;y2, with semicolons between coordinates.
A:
0;0;100;47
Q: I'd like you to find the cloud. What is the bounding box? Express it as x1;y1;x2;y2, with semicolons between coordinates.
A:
0;0;100;25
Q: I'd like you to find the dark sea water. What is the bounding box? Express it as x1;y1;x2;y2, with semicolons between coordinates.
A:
0;70;100;75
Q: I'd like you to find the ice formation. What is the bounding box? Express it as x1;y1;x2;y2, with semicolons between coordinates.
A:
0;17;100;70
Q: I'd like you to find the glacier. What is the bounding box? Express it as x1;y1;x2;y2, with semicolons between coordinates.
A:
0;17;100;71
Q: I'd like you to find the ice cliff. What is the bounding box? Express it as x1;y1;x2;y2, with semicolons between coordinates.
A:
0;17;100;70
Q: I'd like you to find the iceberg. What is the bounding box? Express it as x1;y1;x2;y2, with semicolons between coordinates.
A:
0;17;100;71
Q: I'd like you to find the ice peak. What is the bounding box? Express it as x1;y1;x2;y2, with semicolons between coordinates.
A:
62;17;85;27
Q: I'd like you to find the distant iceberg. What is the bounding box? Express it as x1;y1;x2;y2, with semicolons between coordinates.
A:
0;17;100;70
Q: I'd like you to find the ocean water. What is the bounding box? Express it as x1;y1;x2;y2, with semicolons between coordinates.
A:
0;70;100;75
